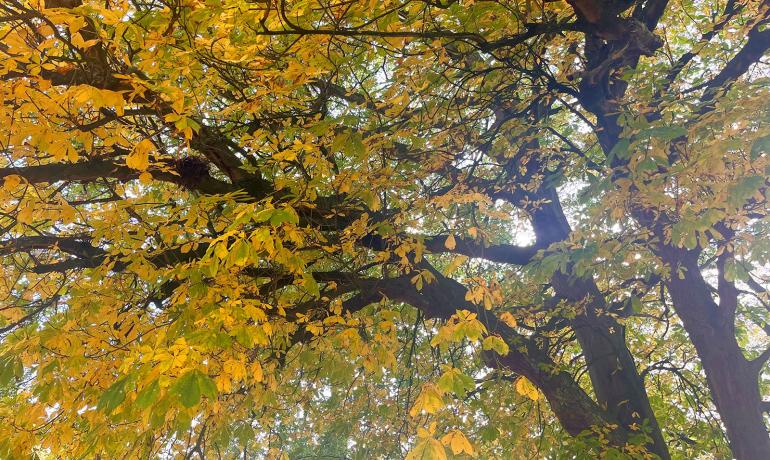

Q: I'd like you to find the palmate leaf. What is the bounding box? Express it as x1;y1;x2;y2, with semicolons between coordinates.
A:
97;378;127;415
173;370;218;408
134;379;160;409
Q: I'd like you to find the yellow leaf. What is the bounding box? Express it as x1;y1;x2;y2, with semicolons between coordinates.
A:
444;255;467;275
482;336;509;356
444;233;456;250
499;312;517;328
17;205;33;224
215;374;232;393
2;175;22;190
214;242;229;259
417;426;432;439
409;384;444;417
223;359;247;381
251;362;263;382
464;286;483;304
138;171;153;184
515;376;541;401
126;139;154;170
440;430;474;456
60;203;76;223
411;272;424;290
405;438;447;460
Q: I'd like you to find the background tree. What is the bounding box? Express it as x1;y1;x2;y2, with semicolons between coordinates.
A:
0;0;769;458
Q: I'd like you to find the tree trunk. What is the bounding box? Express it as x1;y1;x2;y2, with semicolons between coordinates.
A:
531;188;670;459
553;274;670;458
696;340;770;459
662;247;770;459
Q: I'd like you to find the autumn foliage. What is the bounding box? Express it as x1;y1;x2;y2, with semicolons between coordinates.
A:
1;0;770;458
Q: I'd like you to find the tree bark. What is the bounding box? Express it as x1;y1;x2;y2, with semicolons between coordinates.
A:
530;188;670;458
661;247;770;459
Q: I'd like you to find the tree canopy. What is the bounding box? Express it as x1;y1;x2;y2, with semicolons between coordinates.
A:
1;0;770;458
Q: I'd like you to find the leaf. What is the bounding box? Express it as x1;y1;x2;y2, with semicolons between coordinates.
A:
515;376;540;401
499;312;517;328
302;273;320;298
641;126;687;142
269;207;299;226
728;175;764;208
98;378;128;414
196;372;218;400
409;384;444;417
452;311;486;342
126;139;153;170
60;202;77;223
405;438;448;460
0;356;22;387
444;233;456;250
138;171;153;184
251;362;263;383
482;335;509;356
347;132;366;157
229;240;251;266
174;370;201;408
16;205;33;224
2;174;21;190
479;425;500;442
443;255;468;275
135;379;160;409
411;272;424;290
608;139;630;162
214;242;229;259
750;134;770;160
437;367;475;398
441;430;474;455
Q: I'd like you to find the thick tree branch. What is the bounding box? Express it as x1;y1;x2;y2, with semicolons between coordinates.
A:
422;235;541;265
0;158;234;195
700;14;770;107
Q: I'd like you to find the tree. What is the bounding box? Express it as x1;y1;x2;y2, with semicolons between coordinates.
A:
0;0;769;457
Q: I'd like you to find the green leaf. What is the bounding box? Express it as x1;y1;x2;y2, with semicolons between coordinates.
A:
98;377;128;414
269;207;298;226
608;139;630;162
482;335;509;356
149;397;171;429
229;240;251;266
330;131;349;153
252;208;274;223
641;126;687;142
173;370;217;408
437;367;475;397
346;132;366;158
174;371;201;408
750;134;770;160
728;175;764;208
196;372;218;400
302;273;320;298
0;356;22;387
135;379;160;409
480;425;500;442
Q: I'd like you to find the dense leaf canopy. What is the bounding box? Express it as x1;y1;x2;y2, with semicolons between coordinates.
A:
1;0;769;458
